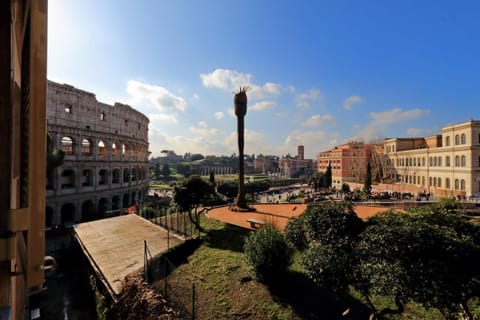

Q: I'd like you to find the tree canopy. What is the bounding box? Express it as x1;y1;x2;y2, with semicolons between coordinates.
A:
173;175;214;230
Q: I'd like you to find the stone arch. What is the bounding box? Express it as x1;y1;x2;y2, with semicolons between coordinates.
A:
122;194;130;208
111;142;118;157
46;206;54;229
61;136;74;155
123;168;130;183
81;200;95;222
131;191;137;204
121;143;128;157
61;203;76;226
131;168;137;181
98;140;107;157
82;169;93;187
112;168;120;184
99;169;109;185
81;138;93;155
61;169;75;188
98;197;109;215
112;195;120;210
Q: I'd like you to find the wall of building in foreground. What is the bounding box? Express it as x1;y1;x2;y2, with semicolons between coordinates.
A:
46;81;150;227
0;1;47;318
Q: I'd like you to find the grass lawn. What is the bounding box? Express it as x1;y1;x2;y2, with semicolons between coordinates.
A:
153;215;474;319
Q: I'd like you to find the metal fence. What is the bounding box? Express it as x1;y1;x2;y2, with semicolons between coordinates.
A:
138;201;200;240
144;242;196;319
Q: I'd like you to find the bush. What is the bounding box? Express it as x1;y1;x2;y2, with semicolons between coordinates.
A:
284;216;308;250
244;224;292;282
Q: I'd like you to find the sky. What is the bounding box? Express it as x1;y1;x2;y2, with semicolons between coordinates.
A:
47;1;480;160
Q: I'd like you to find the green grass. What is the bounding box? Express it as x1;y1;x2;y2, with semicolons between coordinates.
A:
153;215;474;320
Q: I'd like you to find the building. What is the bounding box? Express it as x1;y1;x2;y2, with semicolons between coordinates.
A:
1;1;48;318
252;154;276;174
45;80;150;227
278;145;314;178
317;141;372;189
384;120;480;198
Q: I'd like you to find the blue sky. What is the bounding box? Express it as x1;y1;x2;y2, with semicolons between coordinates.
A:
47;1;480;159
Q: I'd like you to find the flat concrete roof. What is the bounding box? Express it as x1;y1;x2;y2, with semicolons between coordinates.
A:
73;214;184;296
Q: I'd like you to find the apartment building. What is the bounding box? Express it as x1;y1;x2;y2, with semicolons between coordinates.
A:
385;120;480;198
317;142;372;189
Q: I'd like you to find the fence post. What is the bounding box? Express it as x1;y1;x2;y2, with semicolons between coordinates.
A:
143;240;148;282
192;283;195;320
164;258;168;296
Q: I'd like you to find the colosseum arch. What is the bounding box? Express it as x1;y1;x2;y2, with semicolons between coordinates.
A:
123;168;130;183
98;140;108;157
81;200;95;222
61;169;75;189
121;143;128;158
112;168;120;184
60;136;74;155
131;168;137;182
61;203;76;226
111;142;118;157
81;138;93;155
82;169;93;187
98;197;109;215
112;195;121;210
99;169;109;185
122;194;130;208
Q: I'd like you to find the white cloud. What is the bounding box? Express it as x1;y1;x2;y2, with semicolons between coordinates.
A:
296;88;322;108
250;101;276;111
127;80;186;112
189;121;220;137
201;69;251;91
302;114;335;127
193;93;200;100
369;108;430;126
344;95;363;110
214;112;224;120
149;113;178;124
200;68;282;99
406;127;434;136
356;107;431;140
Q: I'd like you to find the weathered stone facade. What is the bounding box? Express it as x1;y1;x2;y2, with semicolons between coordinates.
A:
46;80;149;227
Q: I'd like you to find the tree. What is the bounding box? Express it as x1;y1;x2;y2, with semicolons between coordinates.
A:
46;132;65;181
161;163;171;180
244;224;292;282
153;163;161;180
209;170;215;186
357;209;480;319
363;161;372;195
309;171;324;192
190;153;204;161
173;175;214;231
325;162;332;188
176;163;192;177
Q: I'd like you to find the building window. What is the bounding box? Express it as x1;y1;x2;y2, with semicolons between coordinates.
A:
438;157;442;166
429;177;432;186
433;157;437;167
438;178;442;188
461;133;466;144
461;179;466;191
455;155;460;167
125;119;128;127
446;178;450;189
100;112;106;121
455;134;460;145
422;176;425;186
422;157;425;166
433;177;437;187
455;179;459;190
461;155;466;167
61;136;74;155
446;156;450;167
65;104;72;113
446;136;450;146
81;138;92;155
429;157;433;166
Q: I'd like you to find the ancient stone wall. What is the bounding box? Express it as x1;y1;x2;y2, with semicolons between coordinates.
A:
46;80;150;227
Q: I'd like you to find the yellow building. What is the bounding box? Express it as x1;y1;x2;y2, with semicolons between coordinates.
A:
0;1;48;318
384;120;480;198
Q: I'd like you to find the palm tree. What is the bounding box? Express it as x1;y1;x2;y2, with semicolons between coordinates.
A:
234;87;250;210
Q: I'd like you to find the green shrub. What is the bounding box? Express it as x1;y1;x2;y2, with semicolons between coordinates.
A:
244;224;292;282
284;216;307;250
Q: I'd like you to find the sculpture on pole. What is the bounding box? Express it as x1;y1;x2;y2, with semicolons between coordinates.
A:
232;86;254;211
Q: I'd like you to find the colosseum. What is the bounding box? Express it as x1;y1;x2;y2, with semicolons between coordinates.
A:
46;80;150;228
